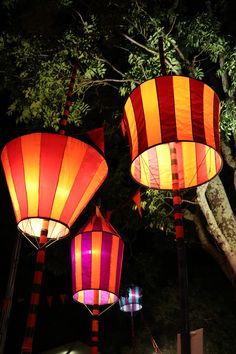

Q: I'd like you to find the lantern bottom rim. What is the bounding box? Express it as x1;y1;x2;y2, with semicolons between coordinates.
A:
73;289;118;306
18;217;70;239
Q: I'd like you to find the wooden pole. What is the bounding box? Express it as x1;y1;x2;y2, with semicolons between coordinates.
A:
0;234;22;354
170;143;191;354
91;290;99;354
21;223;48;354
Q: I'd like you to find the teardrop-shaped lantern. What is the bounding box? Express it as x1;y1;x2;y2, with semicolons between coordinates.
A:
123;76;222;190
71;208;124;306
1;133;108;240
119;286;142;313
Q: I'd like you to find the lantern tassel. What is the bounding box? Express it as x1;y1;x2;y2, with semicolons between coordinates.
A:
21;223;48;354
170;143;191;354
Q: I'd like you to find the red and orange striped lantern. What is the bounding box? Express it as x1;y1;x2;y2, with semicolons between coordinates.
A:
123;75;222;190
71;207;124;306
1;132;108;240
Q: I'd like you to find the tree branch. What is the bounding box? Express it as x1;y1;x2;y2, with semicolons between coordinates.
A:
122;33;180;75
184;208;236;283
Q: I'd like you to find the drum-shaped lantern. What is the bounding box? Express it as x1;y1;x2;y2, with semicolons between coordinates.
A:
119;286;142;313
1;133;108;239
71;208;124;306
123;76;223;190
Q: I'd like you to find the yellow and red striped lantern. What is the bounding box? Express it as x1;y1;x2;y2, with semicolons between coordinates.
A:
123;75;222;190
71;208;124;306
1;133;108;239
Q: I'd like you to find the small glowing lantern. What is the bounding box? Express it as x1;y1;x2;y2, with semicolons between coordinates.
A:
122;75;223;354
1;132;108;241
71;207;124;305
123;75;222;190
71;207;124;354
119;286;142;313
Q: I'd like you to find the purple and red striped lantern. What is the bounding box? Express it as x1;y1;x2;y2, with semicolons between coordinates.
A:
119;286;142;313
71;207;124;306
1;132;108;240
123;75;222;190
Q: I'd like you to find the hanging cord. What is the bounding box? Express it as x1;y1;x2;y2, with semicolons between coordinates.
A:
59;61;78;135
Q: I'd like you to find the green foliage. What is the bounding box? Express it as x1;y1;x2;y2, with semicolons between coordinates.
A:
141;189;174;233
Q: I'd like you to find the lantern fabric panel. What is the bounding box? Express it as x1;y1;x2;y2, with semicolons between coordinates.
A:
123;76;222;190
1;133;108;239
71;210;124;306
119;286;143;313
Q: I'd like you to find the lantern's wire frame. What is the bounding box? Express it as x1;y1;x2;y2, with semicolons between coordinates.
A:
84;302;116;316
21;62;79;354
19;217;68;251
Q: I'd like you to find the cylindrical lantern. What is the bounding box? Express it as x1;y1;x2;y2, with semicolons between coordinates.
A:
119;286;142;313
1;132;108;240
71;208;124;306
123;75;222;190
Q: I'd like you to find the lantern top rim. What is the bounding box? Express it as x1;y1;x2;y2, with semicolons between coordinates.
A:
123;74;220;103
1;131;107;159
75;207;122;238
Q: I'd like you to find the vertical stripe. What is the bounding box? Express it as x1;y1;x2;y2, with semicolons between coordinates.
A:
93;215;102;231
6;137;28;219
108;236;120;293
38;134;67;217
182;142;197;188
91;232;102;290
115;239;124;294
205;147;216;181
157;144;172;189
51;139;88;220
124;97;139;160
203;84;215;149
99;233;112;290
190;79;206;144
130;86;148;155
215;151;222;174
81;233;92;289
66;160;108;227
175;143;185;189
156;76;177;143
173;76;193;141
21;134;41;217
148;147;160;188
139;151;151;186
78;291;84;303
213;93;220;151
71;238;78;295
141;79;162;146
1;149;21;222
131;157;141;184
195;144;208;186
